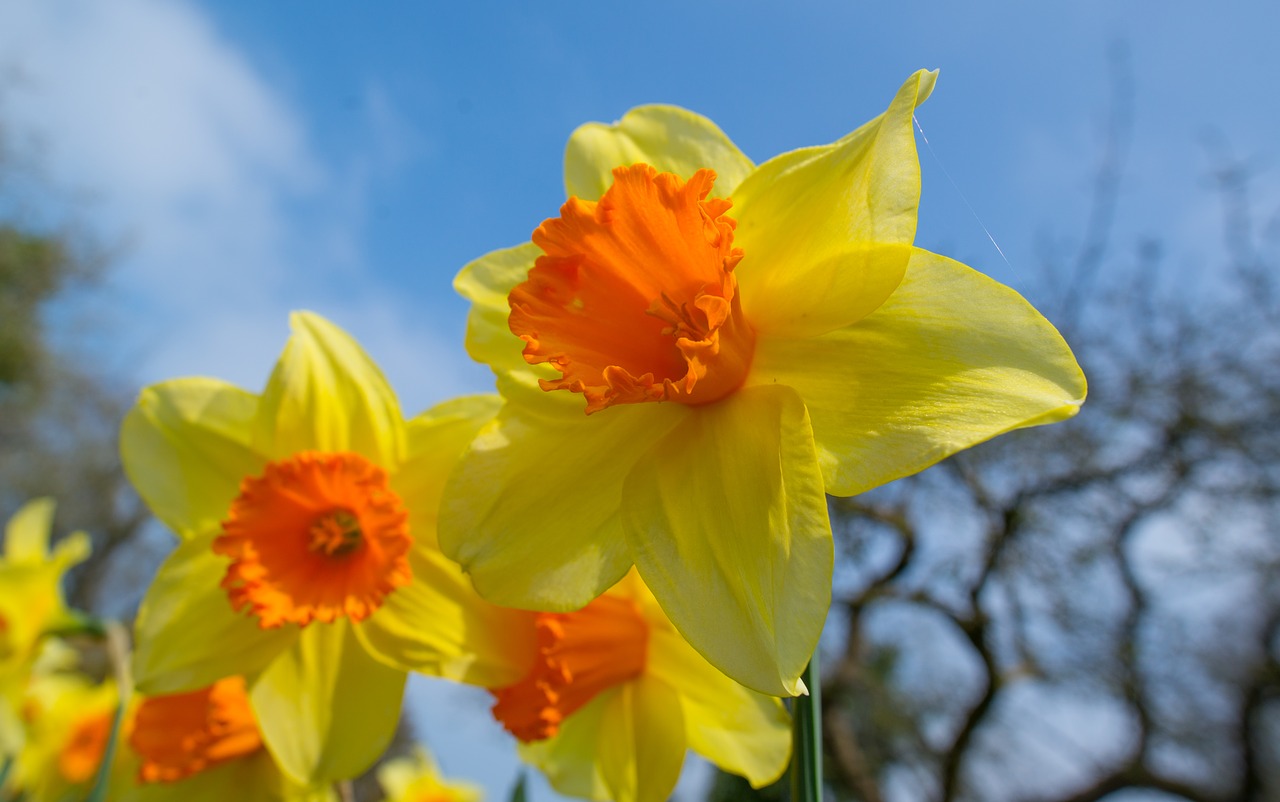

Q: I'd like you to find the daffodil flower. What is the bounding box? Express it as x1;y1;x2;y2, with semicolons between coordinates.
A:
0;499;90;758
116;676;335;802
482;571;788;802
440;70;1087;696
121;312;530;784
8;669;117;802
377;746;481;802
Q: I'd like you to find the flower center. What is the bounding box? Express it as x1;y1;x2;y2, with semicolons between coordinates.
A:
510;164;756;415
215;451;413;628
58;710;113;783
308;509;363;556
489;595;648;742
128;676;262;783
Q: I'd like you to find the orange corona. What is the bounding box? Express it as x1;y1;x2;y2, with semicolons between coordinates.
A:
215;451;413;628
58;710;113;783
129;676;262;783
490;595;648;742
510;164;756;414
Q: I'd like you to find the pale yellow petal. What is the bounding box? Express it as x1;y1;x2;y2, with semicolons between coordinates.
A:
518;692;611;802
565;105;754;201
132;535;296;694
393;394;502;551
254;312;405;467
438;400;686;611
453;244;577;413
647;623;791;787
732;70;937;337
596;675;686;802
355;545;536;688
120;378;263;540
251;622;405;784
119;750;329;802
748;248;1087;496
3;497;54;562
622;384;832;696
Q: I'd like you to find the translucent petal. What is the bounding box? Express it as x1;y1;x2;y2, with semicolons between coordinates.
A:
355;544;536;688
518;692;610;802
118;750;327;802
439;400;685;610
3;497;54;562
453;244;575;412
120;378;263;540
254;312;405;467
133;535;296;694
749;248;1087;496
732;70;937;337
393;394;503;551
596;675;686;802
622;385;832;696
565;106;754;201
646;622;790;787
250;622;405;784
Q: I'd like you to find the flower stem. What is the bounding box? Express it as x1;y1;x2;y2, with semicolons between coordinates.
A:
85;622;131;802
791;657;822;802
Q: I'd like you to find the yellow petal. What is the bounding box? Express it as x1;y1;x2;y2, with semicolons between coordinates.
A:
518;693;610;802
438;400;686;610
118;750;327;802
622;384;832;696
564;105;755;201
518;678;685;802
596;675;686;802
732;70;936;337
355;544;536;688
453;242;539;373
453;244;575;414
132;535;296;694
393;394;503;551
250;622;405;784
646;623;791;787
254;312;405;467
120;379;263;540
4;497;54;562
376;747;481;802
749;248;1087;496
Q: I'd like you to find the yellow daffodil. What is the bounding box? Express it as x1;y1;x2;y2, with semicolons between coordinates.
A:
441;70;1087;696
120;312;530;785
115;676;335;802
377;747;481;802
481;571;789;802
13;668;331;802
9;670;117;802
0;499;90;759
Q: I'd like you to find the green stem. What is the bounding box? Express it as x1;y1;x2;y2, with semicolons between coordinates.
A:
84;622;131;802
790;658;822;802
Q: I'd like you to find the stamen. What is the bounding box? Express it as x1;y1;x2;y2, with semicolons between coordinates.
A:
307;509;362;557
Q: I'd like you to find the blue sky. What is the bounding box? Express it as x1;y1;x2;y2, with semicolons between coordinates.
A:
0;1;1277;799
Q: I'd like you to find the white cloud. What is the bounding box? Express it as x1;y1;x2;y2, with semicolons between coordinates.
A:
0;0;490;406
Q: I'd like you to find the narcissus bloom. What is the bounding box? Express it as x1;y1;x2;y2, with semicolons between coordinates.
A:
441;70;1087;695
485;572;788;802
377;747;481;802
117;676;334;802
121;312;529;784
8;669;117;802
0;499;90;756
